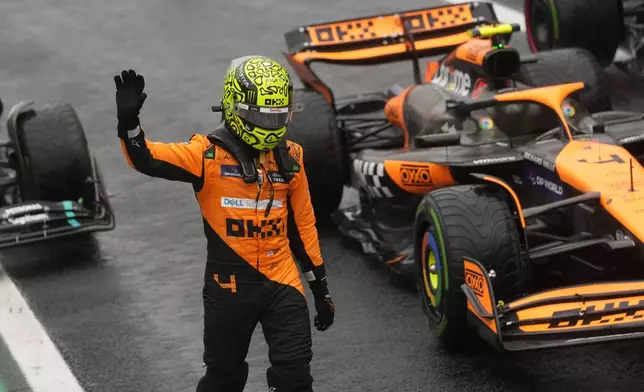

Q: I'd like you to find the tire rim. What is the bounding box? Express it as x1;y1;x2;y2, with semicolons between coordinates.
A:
526;0;556;52
420;230;444;323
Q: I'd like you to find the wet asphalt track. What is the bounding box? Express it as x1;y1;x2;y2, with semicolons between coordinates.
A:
2;0;644;391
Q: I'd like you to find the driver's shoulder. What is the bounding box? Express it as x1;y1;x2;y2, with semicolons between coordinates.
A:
284;139;303;163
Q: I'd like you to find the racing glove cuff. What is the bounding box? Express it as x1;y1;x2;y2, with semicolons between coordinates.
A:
306;264;334;331
305;264;329;298
118;124;143;141
117;115;141;134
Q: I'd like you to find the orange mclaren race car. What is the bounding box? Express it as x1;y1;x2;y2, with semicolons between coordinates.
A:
283;2;644;351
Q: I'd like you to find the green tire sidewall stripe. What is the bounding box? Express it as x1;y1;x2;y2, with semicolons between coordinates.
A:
429;207;448;290
428;206;449;336
547;0;560;40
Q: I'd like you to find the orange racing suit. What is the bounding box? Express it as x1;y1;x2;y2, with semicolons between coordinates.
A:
120;123;326;392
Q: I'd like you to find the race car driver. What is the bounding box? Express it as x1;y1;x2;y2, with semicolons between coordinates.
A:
113;56;335;392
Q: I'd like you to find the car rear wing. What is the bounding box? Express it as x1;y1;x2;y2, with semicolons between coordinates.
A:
0;199;114;249
463;257;644;351
283;2;499;105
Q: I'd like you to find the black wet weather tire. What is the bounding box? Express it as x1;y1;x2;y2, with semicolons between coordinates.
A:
413;185;526;347
525;0;623;68
286;88;347;221
518;48;612;113
16;102;93;203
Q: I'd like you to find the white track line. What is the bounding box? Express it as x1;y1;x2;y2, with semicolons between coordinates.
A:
445;0;526;30
0;263;85;392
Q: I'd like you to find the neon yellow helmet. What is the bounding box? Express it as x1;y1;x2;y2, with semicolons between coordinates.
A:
222;55;294;151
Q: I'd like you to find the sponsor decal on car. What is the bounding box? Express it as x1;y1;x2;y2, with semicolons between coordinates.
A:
431;63;471;96
523;152;556;171
472;156;517;165
619;133;644;144
399;164;433;186
465;268;485;297
478;117;494;131
8;213;49;225
221;197;284;210
528;172;563;196
1;203;44;219
547;298;644;329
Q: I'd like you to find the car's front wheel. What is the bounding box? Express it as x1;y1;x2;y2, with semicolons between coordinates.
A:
414;185;526;348
14;102;94;206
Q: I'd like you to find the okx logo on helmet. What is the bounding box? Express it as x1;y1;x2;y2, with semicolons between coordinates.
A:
222;55;294;151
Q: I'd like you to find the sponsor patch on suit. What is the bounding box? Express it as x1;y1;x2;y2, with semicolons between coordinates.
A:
221;197;284;209
221;165;243;178
268;171;286;183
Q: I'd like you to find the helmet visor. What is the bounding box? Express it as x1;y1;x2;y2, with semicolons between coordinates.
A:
233;102;292;130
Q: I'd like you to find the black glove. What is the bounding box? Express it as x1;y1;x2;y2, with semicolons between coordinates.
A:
114;69;147;134
309;279;335;331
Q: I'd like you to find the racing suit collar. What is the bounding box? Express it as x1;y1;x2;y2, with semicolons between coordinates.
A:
208;123;294;184
208;123;258;183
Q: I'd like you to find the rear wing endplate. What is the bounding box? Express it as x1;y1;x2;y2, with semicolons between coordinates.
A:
283;2;499;105
463;257;644;351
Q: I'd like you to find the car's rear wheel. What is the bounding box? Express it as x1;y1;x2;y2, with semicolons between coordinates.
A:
414;185;526;348
525;0;624;68
286;88;348;222
14;102;94;205
518;48;612;113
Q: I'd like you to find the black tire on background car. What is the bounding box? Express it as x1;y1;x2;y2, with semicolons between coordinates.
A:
525;0;624;68
15;102;94;204
286;88;347;222
413;185;526;347
517;48;612;113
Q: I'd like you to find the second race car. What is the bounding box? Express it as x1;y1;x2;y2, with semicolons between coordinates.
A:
525;0;644;76
283;2;644;351
0;98;115;248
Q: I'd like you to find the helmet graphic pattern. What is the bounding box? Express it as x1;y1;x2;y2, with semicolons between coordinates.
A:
222;56;292;151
